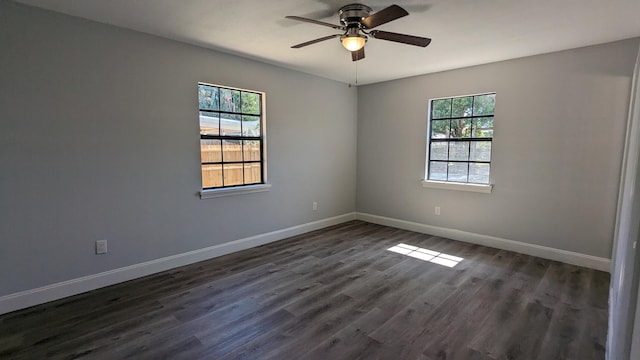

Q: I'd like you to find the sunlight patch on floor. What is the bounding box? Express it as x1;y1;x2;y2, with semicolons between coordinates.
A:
387;243;463;267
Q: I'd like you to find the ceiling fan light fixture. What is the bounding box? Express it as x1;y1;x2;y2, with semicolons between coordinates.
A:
341;34;367;51
287;3;431;62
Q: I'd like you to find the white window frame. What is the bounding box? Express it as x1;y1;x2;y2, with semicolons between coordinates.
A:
197;82;270;199
423;92;495;193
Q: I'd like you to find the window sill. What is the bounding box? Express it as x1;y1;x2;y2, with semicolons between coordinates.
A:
421;180;493;193
200;183;271;199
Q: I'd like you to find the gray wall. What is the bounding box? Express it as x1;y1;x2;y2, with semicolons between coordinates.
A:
0;2;357;296
357;39;639;258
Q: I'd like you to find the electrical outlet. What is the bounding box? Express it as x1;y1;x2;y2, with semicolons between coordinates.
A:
435;206;441;216
312;201;318;211
96;240;108;254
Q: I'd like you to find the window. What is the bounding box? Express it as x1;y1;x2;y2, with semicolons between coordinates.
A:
426;93;495;187
198;82;266;191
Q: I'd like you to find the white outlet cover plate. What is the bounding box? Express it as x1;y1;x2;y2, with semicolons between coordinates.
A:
96;240;108;254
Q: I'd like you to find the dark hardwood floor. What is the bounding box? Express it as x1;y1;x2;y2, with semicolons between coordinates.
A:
0;221;609;359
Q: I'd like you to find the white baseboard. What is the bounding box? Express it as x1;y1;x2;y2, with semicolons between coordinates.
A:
356;212;611;273
0;212;357;315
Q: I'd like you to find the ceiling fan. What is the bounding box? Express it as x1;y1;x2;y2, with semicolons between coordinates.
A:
286;3;431;61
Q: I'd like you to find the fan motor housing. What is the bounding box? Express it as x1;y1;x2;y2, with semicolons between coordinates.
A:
339;3;372;27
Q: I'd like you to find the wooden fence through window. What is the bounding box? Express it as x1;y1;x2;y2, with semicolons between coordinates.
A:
200;144;261;188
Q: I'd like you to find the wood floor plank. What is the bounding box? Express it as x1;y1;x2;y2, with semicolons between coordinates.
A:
300;324;383;360
561;266;594;307
537;302;582;360
467;287;526;354
576;307;608;360
498;300;554;360
0;220;609;359
530;261;571;308
588;270;610;310
368;275;486;359
421;276;520;359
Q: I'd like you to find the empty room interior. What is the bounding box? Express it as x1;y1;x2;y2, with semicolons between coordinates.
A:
2;0;640;359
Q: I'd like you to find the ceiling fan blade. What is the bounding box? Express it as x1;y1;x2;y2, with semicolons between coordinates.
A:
351;48;365;61
370;30;431;47
291;34;341;48
285;16;345;30
361;5;409;29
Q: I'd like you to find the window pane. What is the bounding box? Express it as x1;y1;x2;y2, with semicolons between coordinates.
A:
242;115;261;136
200;112;219;136
429;161;447;181
469;163;490;184
222;140;242;162
452;96;473;117
449;141;469;161
448;162;468;182
220;113;241;136
450;119;472;138
431;120;449;138
473;117;494;138
202;164;222;188
473;94;495;116
432;98;451;119
220;88;241;112
223;164;244;186
243;140;261;161
470;141;492;161
430;142;448;161
198;84;219;111
200;139;221;163
244;163;261;184
241;92;261;115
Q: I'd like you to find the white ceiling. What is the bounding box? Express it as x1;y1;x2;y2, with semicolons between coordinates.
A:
15;0;640;85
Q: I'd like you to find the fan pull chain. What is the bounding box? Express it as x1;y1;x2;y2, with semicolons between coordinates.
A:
355;61;358;86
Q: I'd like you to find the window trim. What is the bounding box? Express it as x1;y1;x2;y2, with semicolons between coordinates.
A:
200;183;271;199
197;82;268;195
421;180;492;193
424;92;495;192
